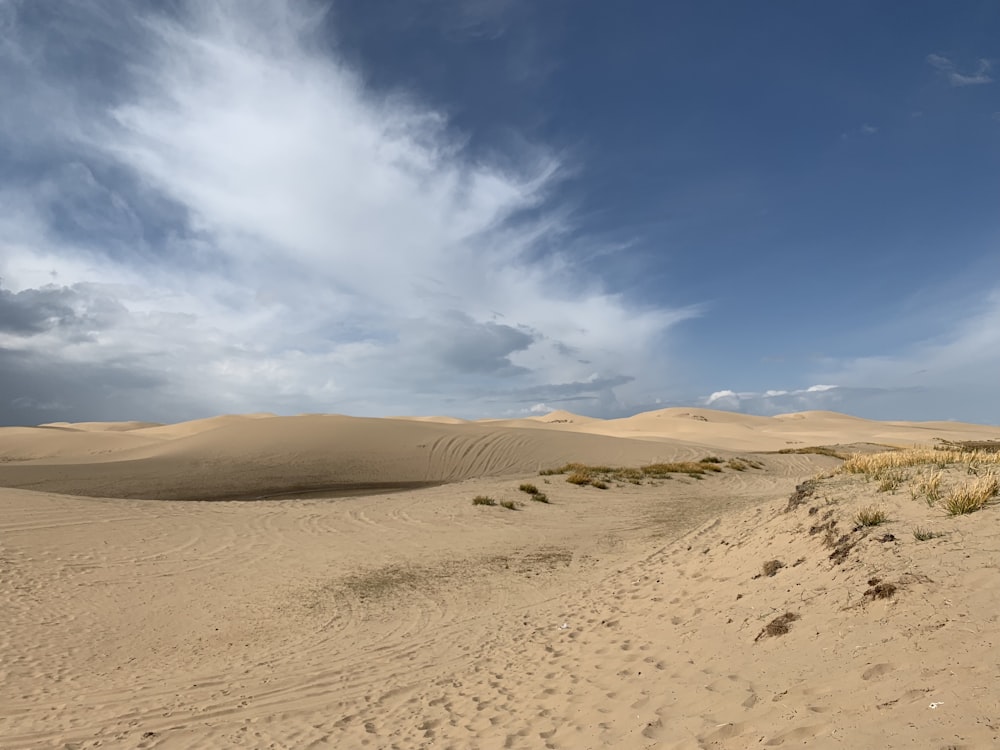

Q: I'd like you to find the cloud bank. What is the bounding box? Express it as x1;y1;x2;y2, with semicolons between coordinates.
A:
0;0;696;424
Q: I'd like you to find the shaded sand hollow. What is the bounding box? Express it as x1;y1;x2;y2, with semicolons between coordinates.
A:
1;408;999;748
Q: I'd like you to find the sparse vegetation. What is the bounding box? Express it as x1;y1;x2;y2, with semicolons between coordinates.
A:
912;526;942;541
529;492;550;503
755;612;799;641
472;495;496;506
519;483;540;495
341;565;423;600
911;470;944;506
499;499;519;511
785;479;819;512
842;448;1000;476
762;559;785;577
877;469;906;493
542;459;729;488
864;581;897;600
939;474;999;515
776;446;850;459
935;439;1000;453
855;505;888;527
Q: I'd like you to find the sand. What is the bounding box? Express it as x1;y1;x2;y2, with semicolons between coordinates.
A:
1;409;998;748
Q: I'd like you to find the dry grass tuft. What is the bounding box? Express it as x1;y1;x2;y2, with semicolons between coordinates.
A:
854;504;888;527
499;499;519;511
518;483;540;495
472;495;496;506
939;474;999;515
911;470;944;506
755;612;799;641
864;581;897;600
912;526;941;541
529;492;550;503
877;469;906;493
762;559;785;577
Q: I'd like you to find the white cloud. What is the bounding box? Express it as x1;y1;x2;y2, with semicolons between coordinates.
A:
927;53;993;87
704;386;844;414
704;292;1000;423
0;0;697;422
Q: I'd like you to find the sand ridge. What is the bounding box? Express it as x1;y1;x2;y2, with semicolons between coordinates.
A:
1;407;998;748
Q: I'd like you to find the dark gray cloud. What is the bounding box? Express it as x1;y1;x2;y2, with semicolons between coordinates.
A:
0;284;77;334
0;281;127;339
0;347;175;426
431;312;535;375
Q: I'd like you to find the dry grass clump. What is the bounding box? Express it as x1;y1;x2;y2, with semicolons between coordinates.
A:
642;461;723;477
519;483;540;495
854;504;888;527
542;459;727;487
864;580;897;600
935;439;1000;453
755;612;799;641
499;499;519;511
939;474;999;515
877;469;906;493
912;526;942;541
529;492;550;503
911;469;944;506
761;559;785;577
472;495;496;506
842;448;1000;476
777;446;849;459
726;457;764;471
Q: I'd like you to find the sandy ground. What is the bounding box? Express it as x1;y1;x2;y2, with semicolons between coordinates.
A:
1;409;999;749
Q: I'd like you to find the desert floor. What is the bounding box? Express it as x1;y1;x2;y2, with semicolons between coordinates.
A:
1;408;999;749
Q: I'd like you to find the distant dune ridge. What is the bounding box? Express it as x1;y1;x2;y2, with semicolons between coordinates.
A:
2;408;999;748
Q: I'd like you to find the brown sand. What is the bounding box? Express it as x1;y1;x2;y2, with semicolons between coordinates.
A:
1;409;998;748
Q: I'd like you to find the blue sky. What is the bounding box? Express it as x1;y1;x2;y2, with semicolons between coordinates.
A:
1;0;999;425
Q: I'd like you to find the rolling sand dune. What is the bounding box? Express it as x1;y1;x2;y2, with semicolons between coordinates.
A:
1;408;998;748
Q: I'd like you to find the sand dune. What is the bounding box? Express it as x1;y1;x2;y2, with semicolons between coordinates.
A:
1;408;998;748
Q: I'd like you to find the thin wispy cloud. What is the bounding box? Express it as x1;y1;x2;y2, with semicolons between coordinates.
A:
927;53;993;87
704;289;1000;421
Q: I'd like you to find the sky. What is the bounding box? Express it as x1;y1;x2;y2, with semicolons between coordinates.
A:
1;0;999;426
